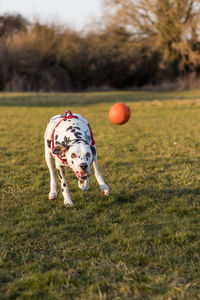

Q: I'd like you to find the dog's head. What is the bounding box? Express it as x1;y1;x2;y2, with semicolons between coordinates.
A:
53;142;96;180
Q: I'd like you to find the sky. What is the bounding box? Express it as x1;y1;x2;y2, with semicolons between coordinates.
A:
0;0;102;29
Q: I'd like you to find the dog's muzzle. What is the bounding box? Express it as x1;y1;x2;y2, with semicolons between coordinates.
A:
75;171;88;180
76;163;89;180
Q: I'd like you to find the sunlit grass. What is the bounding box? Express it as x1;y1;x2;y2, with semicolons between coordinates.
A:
0;88;200;103
0;91;200;299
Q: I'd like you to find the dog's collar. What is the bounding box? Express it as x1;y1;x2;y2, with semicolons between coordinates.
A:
51;110;95;165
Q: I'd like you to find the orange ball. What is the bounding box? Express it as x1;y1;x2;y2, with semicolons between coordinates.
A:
109;103;131;125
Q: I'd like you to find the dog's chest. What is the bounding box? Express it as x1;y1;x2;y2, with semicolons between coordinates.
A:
54;118;92;146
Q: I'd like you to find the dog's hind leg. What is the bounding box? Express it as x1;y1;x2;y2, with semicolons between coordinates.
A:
92;157;110;196
56;164;73;207
45;142;57;200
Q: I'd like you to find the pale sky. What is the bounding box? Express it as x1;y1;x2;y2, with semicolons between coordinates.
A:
0;0;102;29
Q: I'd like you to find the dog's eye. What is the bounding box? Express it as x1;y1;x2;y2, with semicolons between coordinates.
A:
71;153;77;158
86;152;91;158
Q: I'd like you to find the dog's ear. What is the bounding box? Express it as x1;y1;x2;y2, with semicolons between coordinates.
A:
53;144;70;156
91;145;96;157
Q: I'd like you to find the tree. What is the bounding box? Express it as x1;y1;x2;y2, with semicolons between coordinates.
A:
103;0;200;76
0;14;28;37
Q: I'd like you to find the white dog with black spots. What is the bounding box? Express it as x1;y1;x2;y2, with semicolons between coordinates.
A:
44;111;110;206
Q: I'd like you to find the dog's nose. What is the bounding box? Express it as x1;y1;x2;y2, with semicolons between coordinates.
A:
80;163;88;171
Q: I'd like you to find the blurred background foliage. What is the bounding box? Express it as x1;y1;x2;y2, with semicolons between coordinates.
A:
0;0;200;91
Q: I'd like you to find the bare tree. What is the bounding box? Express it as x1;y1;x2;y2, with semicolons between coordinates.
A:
103;0;200;74
0;14;28;37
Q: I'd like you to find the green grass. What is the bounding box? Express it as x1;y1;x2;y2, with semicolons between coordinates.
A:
0;91;200;299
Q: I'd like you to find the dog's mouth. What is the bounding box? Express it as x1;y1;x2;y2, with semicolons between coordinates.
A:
75;171;88;180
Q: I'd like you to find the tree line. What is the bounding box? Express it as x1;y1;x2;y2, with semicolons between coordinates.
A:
0;0;200;91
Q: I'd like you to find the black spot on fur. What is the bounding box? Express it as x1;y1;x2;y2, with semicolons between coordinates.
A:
63;183;66;187
71;161;74;164
47;140;51;148
62;188;64;192
66;126;73;131
74;132;82;139
55;135;58;140
84;130;91;143
57;169;62;180
64;136;72;145
91;146;96;157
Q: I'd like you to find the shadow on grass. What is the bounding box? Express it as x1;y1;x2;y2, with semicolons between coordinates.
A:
0;90;200;107
111;187;200;206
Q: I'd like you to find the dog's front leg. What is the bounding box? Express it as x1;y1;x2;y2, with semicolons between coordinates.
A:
56;165;73;206
92;157;110;196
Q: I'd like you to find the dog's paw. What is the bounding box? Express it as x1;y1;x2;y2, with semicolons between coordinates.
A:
78;179;89;191
100;184;110;196
48;192;57;200
64;199;74;207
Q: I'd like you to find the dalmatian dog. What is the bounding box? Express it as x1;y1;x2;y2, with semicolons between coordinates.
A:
44;110;110;206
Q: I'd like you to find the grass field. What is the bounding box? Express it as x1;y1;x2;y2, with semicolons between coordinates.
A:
0;91;200;299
